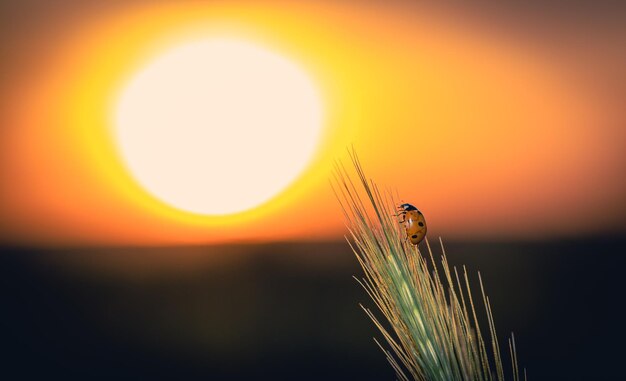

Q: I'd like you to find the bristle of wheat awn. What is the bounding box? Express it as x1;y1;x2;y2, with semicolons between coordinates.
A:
332;148;524;380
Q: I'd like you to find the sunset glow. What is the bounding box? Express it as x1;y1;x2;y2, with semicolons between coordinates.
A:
0;1;622;246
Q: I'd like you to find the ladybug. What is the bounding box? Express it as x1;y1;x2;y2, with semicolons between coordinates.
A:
396;203;427;245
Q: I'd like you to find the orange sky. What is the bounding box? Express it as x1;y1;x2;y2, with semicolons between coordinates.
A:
1;1;624;246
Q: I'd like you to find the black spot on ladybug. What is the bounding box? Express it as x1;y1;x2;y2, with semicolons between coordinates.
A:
418;222;424;227
411;234;418;239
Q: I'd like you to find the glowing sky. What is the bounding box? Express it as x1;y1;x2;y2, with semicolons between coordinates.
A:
1;1;624;246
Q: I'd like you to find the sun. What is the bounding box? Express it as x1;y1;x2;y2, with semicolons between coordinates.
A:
114;38;323;215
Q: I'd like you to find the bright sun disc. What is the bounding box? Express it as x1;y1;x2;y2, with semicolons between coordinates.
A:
114;39;323;215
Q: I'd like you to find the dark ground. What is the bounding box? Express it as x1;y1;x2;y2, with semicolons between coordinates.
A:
1;237;624;380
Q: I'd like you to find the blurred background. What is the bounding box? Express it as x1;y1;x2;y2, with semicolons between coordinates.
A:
2;239;625;380
1;0;624;379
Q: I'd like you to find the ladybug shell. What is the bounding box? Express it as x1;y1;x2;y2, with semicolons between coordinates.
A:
403;210;427;245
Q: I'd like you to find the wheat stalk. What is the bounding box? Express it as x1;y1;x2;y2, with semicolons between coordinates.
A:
332;150;525;381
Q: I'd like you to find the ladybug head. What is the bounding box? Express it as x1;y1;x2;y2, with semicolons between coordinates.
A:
399;203;418;211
